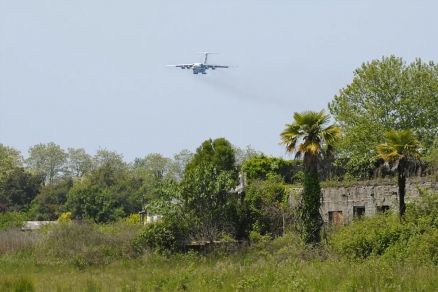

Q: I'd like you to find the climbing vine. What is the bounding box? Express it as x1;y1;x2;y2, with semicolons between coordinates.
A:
301;171;322;244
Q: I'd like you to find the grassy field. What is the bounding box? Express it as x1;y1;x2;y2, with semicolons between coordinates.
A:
1;228;438;292
3;188;438;292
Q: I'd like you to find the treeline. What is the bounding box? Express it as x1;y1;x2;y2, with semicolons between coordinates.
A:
0;143;190;220
0;140;301;229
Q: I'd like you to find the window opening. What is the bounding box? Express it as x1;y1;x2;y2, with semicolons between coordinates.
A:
353;206;365;218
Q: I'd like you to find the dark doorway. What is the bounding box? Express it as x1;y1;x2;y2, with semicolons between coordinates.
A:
328;211;343;225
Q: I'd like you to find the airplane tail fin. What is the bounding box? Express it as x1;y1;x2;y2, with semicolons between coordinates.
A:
196;52;218;64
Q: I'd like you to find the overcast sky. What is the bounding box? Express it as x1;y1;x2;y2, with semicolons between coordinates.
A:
1;0;437;162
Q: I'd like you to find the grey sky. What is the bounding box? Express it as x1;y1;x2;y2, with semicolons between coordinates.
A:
1;1;437;162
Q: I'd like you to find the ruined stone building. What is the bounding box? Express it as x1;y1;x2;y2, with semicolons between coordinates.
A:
290;178;438;225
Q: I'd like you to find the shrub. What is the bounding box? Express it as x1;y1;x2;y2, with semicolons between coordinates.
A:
331;214;410;260
405;187;438;229
136;219;183;253
331;188;438;263
125;213;140;224
0;212;26;230
249;231;272;245
56;212;72;223
404;228;438;264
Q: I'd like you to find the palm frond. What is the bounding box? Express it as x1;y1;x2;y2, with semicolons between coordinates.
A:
376;129;422;163
280;109;341;169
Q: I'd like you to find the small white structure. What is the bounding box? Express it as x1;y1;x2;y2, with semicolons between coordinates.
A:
139;204;163;225
146;214;162;223
234;172;247;194
139;198;180;225
21;221;56;231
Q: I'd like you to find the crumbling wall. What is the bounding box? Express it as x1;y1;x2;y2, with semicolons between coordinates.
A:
289;178;438;224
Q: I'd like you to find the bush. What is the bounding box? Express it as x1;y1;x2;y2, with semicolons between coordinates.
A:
331;188;438;263
135;219;187;253
404;228;438;264
0;212;26;230
331;213;410;260
125;213;140;224
56;212;72;223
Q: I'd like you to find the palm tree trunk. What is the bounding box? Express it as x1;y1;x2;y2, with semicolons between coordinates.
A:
304;154;318;174
302;171;322;243
302;153;321;244
398;162;406;217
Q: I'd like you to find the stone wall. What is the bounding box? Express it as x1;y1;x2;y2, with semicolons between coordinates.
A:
289;178;438;224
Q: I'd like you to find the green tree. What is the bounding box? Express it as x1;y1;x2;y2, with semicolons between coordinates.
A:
111;176;145;215
424;138;438;178
244;174;289;237
280;109;341;244
151;159;239;243
185;138;237;176
170;149;194;182
233;145;260;167
26;142;67;184
0;167;43;212
180;162;238;241
148;138;240;244
65;180;125;223
375;129;422;217
29;178;73;220
66;147;92;177
131;153;175;204
0;144;23;179
329;56;438;178
132;153;173;181
241;153;297;184
92;148;127;176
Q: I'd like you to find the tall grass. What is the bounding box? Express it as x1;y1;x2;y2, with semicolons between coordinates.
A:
0;276;35;292
1;234;438;291
1;188;438;291
35;222;142;266
0;229;39;255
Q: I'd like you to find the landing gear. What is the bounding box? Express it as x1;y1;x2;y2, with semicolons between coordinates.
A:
193;72;198;74
202;72;207;74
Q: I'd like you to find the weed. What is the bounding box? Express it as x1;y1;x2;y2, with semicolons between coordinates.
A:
0;276;35;292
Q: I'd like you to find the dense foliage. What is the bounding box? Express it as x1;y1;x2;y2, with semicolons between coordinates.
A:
243;174;293;237
332;188;438;264
241;154;300;184
329;56;438;178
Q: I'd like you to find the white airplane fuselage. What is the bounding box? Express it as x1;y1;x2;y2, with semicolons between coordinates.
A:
169;52;231;74
192;63;209;74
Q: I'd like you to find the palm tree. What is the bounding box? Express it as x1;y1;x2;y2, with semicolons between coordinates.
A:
375;129;422;217
280;110;341;244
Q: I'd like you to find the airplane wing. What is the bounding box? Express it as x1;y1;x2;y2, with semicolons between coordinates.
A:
167;64;193;68
205;64;236;69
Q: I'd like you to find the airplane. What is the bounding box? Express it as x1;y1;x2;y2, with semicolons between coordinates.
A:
167;52;236;74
